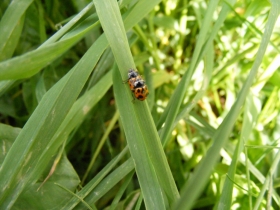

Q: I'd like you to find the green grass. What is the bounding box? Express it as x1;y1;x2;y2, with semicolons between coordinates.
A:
0;0;280;209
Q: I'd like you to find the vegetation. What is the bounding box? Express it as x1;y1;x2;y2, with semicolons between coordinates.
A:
0;0;280;209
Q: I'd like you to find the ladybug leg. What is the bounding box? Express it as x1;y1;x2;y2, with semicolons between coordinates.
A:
131;94;136;103
123;79;129;84
131;90;136;103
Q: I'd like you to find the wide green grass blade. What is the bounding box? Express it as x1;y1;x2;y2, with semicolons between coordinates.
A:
174;0;280;209
0;37;80;80
0;20;100;80
0;0;33;61
112;68;166;209
0;33;108;208
0;0;33;97
93;0;179;208
0;2;95;95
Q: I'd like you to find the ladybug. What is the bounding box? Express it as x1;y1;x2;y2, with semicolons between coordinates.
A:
132;78;149;101
124;69;149;101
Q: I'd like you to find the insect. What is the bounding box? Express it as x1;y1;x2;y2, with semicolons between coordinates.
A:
133;78;149;101
125;69;149;101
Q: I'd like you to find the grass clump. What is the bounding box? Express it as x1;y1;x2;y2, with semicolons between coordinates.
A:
0;0;279;209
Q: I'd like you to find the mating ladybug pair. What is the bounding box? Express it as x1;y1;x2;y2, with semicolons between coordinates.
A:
124;69;149;101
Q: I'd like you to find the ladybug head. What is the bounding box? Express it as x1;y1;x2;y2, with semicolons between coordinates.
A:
128;69;138;79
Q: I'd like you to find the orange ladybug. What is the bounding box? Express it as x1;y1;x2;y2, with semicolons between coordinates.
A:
124;69;149;101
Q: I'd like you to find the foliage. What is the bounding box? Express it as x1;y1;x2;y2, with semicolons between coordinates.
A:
0;0;280;209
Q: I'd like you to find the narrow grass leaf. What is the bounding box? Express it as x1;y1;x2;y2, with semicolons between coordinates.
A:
173;43;214;132
0;0;33;61
41;2;94;46
62;148;132;209
223;144;280;207
81;110;119;184
81;159;135;208
216;93;259;209
123;0;161;31
253;150;280;210
109;171;134;210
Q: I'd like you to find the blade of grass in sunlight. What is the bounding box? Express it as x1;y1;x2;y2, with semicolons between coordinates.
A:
174;0;280;209
93;0;164;208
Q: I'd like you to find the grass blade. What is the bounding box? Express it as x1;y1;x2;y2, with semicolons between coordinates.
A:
0;0;33;61
94;0;179;208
